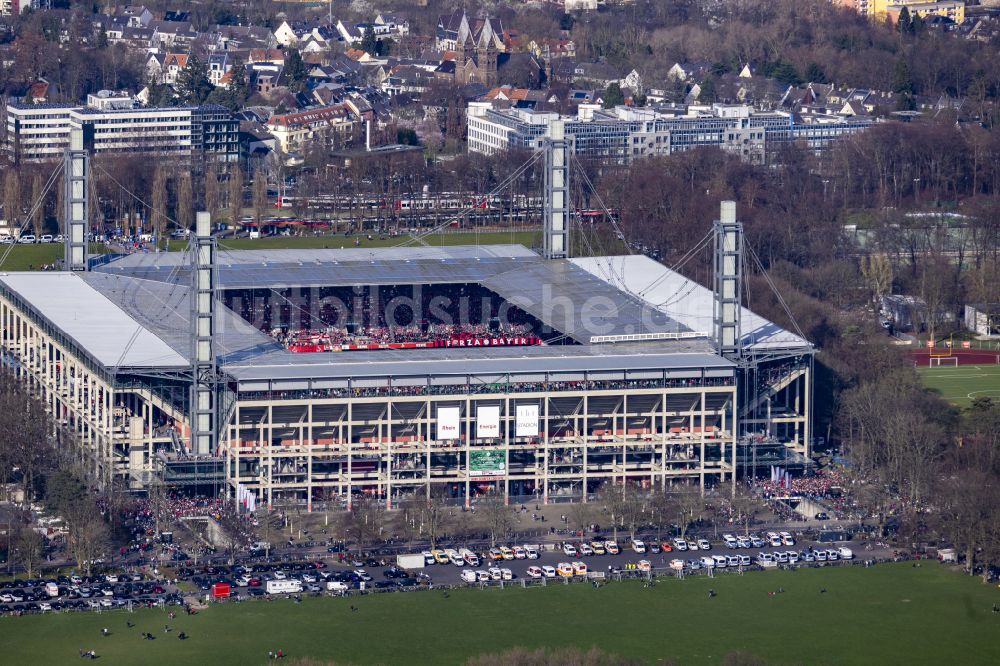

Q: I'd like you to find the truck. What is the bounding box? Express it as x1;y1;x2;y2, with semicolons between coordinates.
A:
265;579;302;595
396;553;426;569
459;548;480;567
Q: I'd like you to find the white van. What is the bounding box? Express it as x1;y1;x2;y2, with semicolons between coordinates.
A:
326;581;349;593
460;570;477;583
45;582;59;598
524;545;540;560
837;547;854;560
723;534;738;549
460;548;480;567
699;556;715;568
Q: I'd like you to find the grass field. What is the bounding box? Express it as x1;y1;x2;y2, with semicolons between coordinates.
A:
0;244;114;272
0;564;997;665
918;364;1000;408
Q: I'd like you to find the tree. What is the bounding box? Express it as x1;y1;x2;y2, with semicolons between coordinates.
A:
149;167;168;241
419;488;452;548
228;167;244;221
559;14;575;31
360;27;378;56
45;469;87;516
176;171;193;233
204;166;220;223
670;486;704;539
30;172;44;236
252;169;267;228
805;63;827;84
4;170;21;231
176;54;213;105
603;82;625;109
597;482;644;541
284;48;307;87
892;57;914;95
477;490;515;547
64;507;109;576
860;254;893;305
14;526;44;579
897;7;912;35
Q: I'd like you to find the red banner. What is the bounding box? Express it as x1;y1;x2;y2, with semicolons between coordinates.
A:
433;336;539;348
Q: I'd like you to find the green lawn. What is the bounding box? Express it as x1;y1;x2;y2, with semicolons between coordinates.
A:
0;244;110;272
919;364;1000;408
206;230;543;252
0;564;997;665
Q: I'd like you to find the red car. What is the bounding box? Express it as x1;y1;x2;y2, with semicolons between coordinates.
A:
247;578;261;587
312;561;327;569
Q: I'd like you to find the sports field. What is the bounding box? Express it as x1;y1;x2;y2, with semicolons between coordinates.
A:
919;364;1000;408
0;563;997;665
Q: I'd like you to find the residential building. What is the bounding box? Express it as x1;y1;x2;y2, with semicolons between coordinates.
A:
467;102;873;164
265;104;355;153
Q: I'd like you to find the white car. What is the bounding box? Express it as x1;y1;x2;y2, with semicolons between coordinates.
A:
827;549;839;561
750;536;765;548
774;551;789;564
476;570;491;582
631;539;646;554
562;543;578;557
18;235;36;244
711;555;728;568
39;234;54;243
697;539;711;550
672;538;688;551
786;551;800;564
669;558;685;571
578;543;594;556
500;568;513;580
767;532;783;547
780;532;796;546
700;556;715;568
541;565;557;578
723;534;738;548
526;566;542;578
815;550;828;561
736;536;751;548
273;571;287;580
726;555;741;567
513;547;527;559
488;567;503;581
572;561;588;575
524;546;540;560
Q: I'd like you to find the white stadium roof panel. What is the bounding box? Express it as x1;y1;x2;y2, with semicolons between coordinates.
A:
569;255;811;352
0;272;188;369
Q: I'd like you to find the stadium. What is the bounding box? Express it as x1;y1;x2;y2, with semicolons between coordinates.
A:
0;130;813;509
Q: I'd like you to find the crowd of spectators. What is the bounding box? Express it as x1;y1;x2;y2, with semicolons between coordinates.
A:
274;321;535;350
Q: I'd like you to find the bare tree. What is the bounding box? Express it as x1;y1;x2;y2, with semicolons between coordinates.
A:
670;486;705;539
64;503;109;576
252;169;267;229
227;167;243;221
204;166;220;223
14;526;44;579
150;167;168;242
30;173;44;236
597;482;644;541
4;170;21;231
477;490;515;547
176;172;193;233
419;488;452;549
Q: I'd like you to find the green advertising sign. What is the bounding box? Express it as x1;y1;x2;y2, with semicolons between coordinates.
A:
469;449;506;477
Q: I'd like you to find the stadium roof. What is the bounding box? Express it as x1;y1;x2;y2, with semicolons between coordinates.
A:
79;272;281;363
96;245;542;290
0;272;188;369
223;342;731;384
570;255;812;352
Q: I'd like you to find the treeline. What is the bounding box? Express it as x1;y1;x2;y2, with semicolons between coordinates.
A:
0;369;112;577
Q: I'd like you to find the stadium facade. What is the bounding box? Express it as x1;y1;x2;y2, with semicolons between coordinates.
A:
0;237;813;509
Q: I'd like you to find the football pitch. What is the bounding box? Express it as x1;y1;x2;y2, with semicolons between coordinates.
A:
918;364;1000;408
0;563;998;665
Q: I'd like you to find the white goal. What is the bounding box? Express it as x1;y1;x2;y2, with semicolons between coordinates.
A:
929;356;958;367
